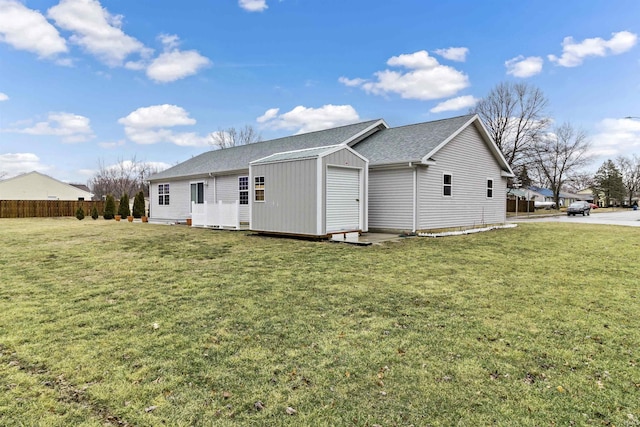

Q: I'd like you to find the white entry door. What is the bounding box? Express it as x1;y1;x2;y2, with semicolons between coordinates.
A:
326;166;361;232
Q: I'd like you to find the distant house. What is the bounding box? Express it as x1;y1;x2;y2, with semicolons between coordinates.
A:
148;114;514;237
528;186;586;208
0;171;92;201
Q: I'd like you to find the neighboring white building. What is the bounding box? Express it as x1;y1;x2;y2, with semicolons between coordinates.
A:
0;171;92;201
148;114;514;236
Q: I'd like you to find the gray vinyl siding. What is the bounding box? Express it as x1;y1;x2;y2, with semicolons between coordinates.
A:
215;173;250;223
417;126;506;230
368;168;414;231
149;180;191;221
251;159;317;235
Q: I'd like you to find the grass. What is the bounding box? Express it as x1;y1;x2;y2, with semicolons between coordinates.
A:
1;218;639;426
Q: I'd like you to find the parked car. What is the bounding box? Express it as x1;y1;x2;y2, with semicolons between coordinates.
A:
567;201;591;216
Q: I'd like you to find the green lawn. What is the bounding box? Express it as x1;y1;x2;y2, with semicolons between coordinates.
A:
1;218;639;426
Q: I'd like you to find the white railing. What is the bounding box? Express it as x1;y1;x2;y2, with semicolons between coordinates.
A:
191;201;240;229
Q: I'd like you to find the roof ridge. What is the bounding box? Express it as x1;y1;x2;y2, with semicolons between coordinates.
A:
384;114;475;131
206;119;382;154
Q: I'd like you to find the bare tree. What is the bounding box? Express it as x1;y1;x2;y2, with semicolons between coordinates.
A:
472;81;550;172
564;172;594;193
89;157;159;200
531;122;592;209
616;154;640;206
210;125;262;150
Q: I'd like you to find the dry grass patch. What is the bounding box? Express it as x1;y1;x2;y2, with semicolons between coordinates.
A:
1;218;639;426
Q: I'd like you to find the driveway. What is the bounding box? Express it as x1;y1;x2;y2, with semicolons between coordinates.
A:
509;209;640;227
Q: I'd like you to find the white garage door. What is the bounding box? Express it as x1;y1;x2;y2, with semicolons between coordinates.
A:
326;166;361;232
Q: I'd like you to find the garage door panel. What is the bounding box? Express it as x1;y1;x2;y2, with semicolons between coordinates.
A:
326;167;360;232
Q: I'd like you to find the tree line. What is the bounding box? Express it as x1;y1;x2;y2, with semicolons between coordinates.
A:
472;81;639;208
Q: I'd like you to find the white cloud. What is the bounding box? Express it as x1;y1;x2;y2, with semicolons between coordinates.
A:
434;47;469;62
7;112;94;143
0;152;50;177
146;49;210;83
239;0;268;12
589;117;640;157
119;104;210;147
257;104;361;134
118;104;196;128
0;0;67;58
256;108;280;123
548;31;638;67
47;0;151;67
338;76;367;87
98;139;125;149
135;34;210;83
505;55;544;78
0;92;8;101
430;95;478;113
339;50;469;101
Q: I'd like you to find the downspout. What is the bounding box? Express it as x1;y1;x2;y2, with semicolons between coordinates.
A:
410;162;417;233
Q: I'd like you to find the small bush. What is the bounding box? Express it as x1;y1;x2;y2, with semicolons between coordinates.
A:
75;206;85;220
118;193;131;218
91;206;99;220
132;191;145;218
104;194;116;220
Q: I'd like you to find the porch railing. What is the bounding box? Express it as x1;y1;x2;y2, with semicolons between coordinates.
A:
191;201;240;229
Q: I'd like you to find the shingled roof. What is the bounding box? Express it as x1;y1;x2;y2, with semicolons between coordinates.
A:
149;114;513;180
353;114;476;164
149;119;385;181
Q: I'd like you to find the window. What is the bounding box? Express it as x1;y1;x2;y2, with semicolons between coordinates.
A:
254;176;265;202
443;174;452;196
487;179;494;198
191;182;204;204
239;176;248;205
158;183;170;205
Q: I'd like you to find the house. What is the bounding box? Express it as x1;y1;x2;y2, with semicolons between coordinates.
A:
0;171;93;201
528;186;585;208
147;114;514;236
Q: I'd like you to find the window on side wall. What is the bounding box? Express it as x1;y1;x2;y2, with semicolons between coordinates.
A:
239;176;248;205
254;176;265;202
487;179;494;198
190;182;205;204
443;174;452;197
158;183;170;205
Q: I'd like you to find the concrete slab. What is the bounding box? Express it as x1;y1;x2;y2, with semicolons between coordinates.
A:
357;232;407;244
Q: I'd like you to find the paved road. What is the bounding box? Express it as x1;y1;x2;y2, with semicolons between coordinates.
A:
509;209;640;227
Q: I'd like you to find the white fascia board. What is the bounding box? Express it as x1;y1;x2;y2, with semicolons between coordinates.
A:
250;144;341;165
473;115;514;175
420;115;478;164
330;144;370;163
369;161;421;170
419;115;514;176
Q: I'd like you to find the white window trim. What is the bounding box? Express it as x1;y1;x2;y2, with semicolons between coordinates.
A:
254;176;265;202
486;178;494;199
190;181;206;204
442;173;452;198
158;183;170;206
239;176;249;205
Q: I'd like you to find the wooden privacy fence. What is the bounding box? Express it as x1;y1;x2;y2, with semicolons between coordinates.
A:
0;200;106;218
507;199;536;213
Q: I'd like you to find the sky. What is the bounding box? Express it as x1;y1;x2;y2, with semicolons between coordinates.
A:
1;0;640;184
